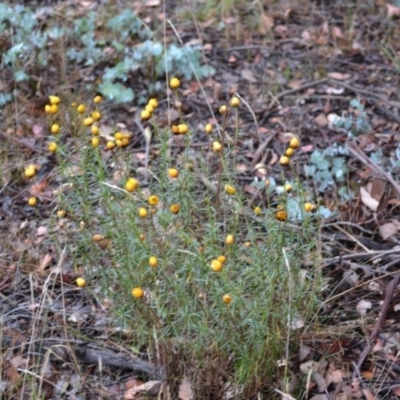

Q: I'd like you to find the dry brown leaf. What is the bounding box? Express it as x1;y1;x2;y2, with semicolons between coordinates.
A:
361;388;376;400
379;220;400;240
328;72;352;80
259;13;274;34
309;394;328;400
178;378;194;400
123;380;162;399
314;113;328;127
241;68;257;83
37;253;53;274
360;186;379;211
287;79;303;89
332;26;344;39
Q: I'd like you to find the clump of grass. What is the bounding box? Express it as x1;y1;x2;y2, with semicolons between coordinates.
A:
46;81;323;398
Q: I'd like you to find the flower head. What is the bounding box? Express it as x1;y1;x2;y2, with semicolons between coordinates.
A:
170;204;180;214
210;259;223;272
230;96;240;107
222;294;232;304
169;77;181;89
148;195;159;206
131;287;144;299
28;197;37;206
125;178;139;192
224;184;236;195
76;277;86;288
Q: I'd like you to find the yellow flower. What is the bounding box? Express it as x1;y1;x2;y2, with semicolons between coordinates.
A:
91;137;100;147
148;98;158;108
148;195;159;206
49;95;60;105
276;210;288;221
178;124;188;135
254;206;262;215
28;197;37;206
51;123;60;134
57;210;66;218
91;125;99;135
141;109;151;121
289;137;300;149
244;241;252;248
171;125;180;135
279;156;290;166
91;111;101;121
210;259;223;272
24;165;36;179
48;142;57;152
222;294;232;304
106;141;115;150
170;204;180;214
114;131;123;140
285;147;295;157
217;255;226;264
168;168;179;178
121;137;129;147
125;178;139;192
224;184;236;195
139;207;148;218
304;202;315;212
131;287;144;299
139;234;146;241
230;96;240;107
76;277;86;288
212;141;222;152
284;184;292;193
225;234;234;245
77;104;86;114
149;256;158;268
49;104;58;115
145;104;154;114
204;123;213;134
219;105;227;114
169;77;180;89
116;139;123;147
44;104;51;113
93;95;102;104
83;117;94;127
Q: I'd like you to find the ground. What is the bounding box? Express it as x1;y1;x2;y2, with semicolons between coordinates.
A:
1;0;400;399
